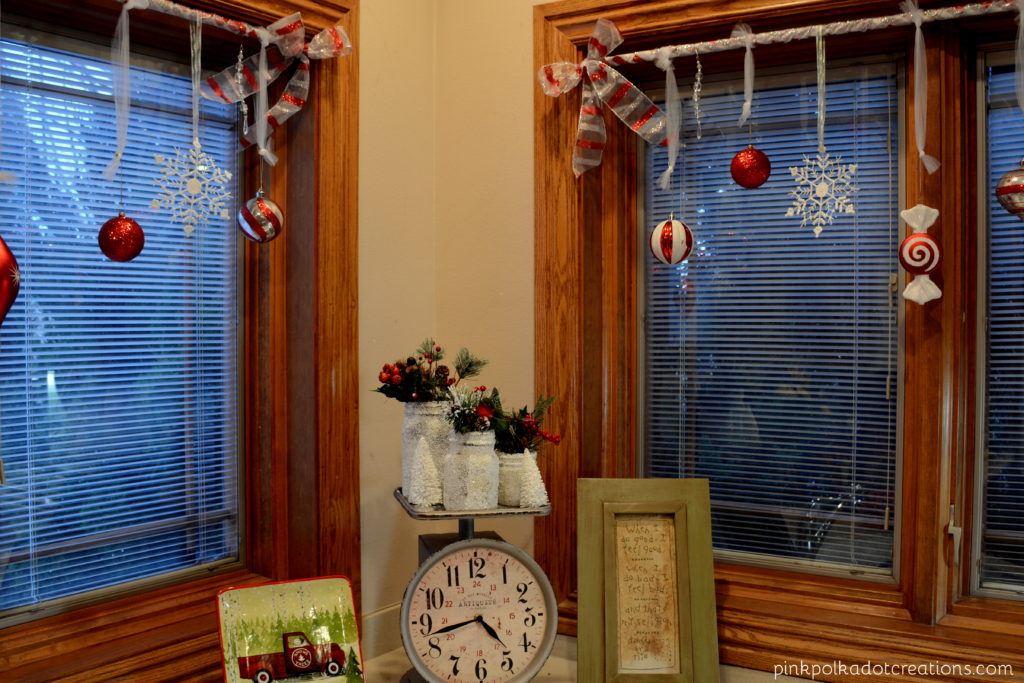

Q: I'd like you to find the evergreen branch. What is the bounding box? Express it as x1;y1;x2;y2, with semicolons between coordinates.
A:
454;348;488;380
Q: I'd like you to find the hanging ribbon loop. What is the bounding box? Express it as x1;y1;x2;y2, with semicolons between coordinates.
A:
902;0;940;174
537;18;667;176
732;23;755;127
103;0;151;180
200;14;352;165
1016;0;1024;121
655;47;681;191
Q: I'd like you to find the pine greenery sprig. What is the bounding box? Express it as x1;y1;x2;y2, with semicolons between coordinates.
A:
454;348;488;381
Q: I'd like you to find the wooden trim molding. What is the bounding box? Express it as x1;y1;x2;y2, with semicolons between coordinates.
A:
534;0;1024;678
0;1;359;680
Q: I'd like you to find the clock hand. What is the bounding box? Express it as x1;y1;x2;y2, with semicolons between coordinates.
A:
430;618;477;636
475;615;507;647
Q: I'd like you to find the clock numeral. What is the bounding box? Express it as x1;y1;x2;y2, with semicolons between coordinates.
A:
468;554;487;579
449;655;461;676
516;582;530;603
427;637;442;658
474;658;488;681
472;580;482;588
520;632;534;653
446;564;461;587
425;587;444;610
501;561;508;584
417;612;432;635
490;584;497;592
501;651;515;674
524;608;537;627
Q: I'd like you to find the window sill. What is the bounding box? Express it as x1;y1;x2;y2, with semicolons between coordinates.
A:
0;568;269;682
556;569;1024;682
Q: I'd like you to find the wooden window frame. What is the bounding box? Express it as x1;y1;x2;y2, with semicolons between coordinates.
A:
534;0;1024;676
0;0;359;680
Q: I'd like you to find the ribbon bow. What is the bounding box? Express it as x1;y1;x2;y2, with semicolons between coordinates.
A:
538;18;667;177
201;13;352;162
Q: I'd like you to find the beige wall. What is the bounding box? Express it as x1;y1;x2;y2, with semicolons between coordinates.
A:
358;0;541;658
358;4;795;680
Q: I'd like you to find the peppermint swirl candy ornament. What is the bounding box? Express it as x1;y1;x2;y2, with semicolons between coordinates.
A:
996;163;1024;221
237;191;284;243
649;218;693;264
898;232;941;275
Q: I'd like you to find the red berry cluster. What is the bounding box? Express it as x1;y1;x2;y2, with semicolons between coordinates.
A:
521;414;561;446
375;342;454;402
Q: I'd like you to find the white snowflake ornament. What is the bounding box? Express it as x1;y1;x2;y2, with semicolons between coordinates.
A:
150;140;233;236
786;151;857;237
787;29;859;237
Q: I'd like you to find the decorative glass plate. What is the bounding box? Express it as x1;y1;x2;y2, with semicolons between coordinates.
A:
217;576;363;682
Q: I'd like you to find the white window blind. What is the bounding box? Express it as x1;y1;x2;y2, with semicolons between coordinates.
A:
978;60;1024;597
642;62;900;574
0;28;239;623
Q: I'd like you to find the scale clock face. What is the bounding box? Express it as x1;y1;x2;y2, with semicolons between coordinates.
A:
400;538;558;682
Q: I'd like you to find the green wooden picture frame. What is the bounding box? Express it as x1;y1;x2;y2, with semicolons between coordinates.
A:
578;478;719;682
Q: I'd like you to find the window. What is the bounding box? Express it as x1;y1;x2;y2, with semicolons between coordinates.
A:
0;26;239;626
642;62;901;575
977;54;1024;597
535;0;1024;673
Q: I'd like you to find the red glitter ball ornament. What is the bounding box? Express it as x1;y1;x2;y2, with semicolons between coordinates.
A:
98;212;145;262
0;235;20;327
730;145;772;189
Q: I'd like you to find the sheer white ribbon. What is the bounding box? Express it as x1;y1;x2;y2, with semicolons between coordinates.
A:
656;47;681;191
104;0;150;180
1017;0;1024;124
190;16;201;145
732;23;755;127
902;0;940;174
253;27;276;166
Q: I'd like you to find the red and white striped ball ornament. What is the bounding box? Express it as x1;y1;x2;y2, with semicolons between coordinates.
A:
649;218;693;265
996;162;1024;220
237;191;284;243
899;232;941;275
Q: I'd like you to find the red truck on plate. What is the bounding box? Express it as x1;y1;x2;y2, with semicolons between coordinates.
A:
237;631;346;682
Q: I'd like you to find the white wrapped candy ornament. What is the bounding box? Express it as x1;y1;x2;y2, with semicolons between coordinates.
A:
649;218;693;265
996;162;1024;220
237;191;283;243
898;204;942;305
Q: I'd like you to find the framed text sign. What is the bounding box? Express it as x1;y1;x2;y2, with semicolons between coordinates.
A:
578;478;719;682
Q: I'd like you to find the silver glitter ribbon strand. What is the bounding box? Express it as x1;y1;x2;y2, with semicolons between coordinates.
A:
538;19;668;176
609;0;1017;64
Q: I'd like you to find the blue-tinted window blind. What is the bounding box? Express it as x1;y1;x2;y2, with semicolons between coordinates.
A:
980;63;1024;596
643;64;899;572
0;31;239;621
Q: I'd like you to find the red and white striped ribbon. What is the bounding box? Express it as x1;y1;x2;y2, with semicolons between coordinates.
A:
538;18;667;177
200;14;352;158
